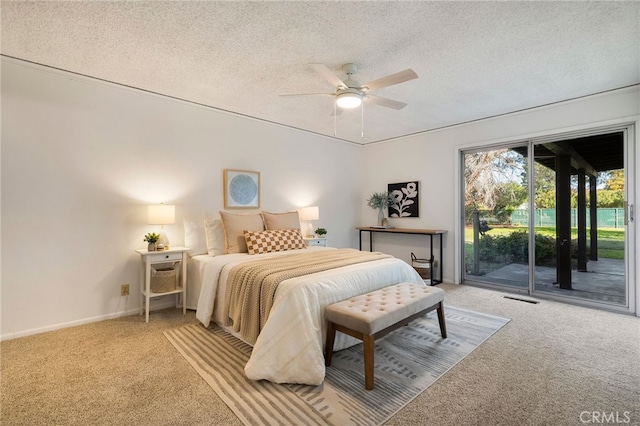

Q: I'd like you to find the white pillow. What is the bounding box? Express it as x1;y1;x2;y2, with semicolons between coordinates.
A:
204;212;225;256
184;219;208;257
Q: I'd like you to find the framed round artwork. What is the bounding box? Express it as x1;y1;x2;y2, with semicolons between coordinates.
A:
224;169;260;208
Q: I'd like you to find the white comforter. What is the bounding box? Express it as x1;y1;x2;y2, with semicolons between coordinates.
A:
194;247;424;385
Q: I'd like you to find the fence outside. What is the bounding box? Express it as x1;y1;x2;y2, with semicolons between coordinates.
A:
510;208;625;228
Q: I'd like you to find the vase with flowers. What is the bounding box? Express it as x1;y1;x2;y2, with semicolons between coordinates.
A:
367;192;394;227
144;232;160;251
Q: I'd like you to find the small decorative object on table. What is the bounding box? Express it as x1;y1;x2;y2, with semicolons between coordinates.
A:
144;232;160;251
315;227;327;238
366;191;394;227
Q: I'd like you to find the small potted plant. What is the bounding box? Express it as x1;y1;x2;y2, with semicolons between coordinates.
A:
144;232;160;251
315;227;327;238
367;191;394;226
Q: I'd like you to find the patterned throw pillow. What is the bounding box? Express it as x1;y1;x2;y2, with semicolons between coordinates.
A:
243;229;307;255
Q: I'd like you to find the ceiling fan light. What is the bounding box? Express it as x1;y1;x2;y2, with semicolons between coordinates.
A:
336;92;362;109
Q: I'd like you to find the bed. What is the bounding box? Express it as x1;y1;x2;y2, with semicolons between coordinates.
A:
184;211;424;385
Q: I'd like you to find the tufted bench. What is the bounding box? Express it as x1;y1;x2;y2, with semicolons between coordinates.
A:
324;283;446;390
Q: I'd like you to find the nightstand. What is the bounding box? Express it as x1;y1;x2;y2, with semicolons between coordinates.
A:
304;237;327;247
135;247;189;323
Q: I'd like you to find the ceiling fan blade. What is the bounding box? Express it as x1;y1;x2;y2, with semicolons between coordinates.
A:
364;94;407;110
309;64;347;88
360;68;418;91
279;93;335;97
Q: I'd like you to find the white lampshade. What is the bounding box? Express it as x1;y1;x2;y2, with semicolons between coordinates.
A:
298;206;319;238
148;204;175;225
298;206;319;222
336;92;362;109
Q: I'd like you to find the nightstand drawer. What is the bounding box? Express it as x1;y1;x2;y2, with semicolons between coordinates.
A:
149;252;183;262
304;238;327;247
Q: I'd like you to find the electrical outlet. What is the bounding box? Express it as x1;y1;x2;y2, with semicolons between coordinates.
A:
120;284;130;296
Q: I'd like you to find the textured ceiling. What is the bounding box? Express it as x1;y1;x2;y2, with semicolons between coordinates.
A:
2;1;639;144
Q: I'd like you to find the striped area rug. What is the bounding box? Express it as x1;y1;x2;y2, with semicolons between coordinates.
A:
164;305;509;426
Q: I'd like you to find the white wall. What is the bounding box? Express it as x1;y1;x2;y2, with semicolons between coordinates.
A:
362;86;639;310
1;58;363;338
3;56;638;339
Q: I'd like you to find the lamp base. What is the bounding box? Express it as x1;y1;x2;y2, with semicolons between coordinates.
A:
159;230;170;250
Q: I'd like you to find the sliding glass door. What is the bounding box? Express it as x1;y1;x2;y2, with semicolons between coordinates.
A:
461;128;633;312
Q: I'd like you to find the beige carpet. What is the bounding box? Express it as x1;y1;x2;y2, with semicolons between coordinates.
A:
164;306;509;425
2;284;639;425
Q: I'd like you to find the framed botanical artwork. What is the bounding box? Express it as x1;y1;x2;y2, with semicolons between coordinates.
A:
388;181;419;218
223;169;260;209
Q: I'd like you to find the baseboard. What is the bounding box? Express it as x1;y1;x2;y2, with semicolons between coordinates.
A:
0;298;178;341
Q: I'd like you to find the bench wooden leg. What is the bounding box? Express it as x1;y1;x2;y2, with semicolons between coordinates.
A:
436;302;447;338
363;334;375;390
325;321;336;366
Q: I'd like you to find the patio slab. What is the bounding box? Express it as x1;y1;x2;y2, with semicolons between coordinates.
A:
475;258;626;305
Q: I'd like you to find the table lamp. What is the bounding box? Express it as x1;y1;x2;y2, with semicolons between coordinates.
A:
298;206;319;238
148;203;175;250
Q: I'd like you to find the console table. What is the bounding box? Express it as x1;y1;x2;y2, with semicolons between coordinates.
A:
356;227;447;285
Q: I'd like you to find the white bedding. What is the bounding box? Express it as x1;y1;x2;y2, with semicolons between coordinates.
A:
192;247;424;385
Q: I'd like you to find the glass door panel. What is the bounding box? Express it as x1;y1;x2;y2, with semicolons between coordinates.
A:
532;136;627;307
463;145;529;290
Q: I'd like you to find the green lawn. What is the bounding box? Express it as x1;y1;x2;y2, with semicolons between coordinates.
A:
464;226;624;260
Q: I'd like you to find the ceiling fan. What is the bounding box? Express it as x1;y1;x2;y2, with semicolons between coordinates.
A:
281;63;418;111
